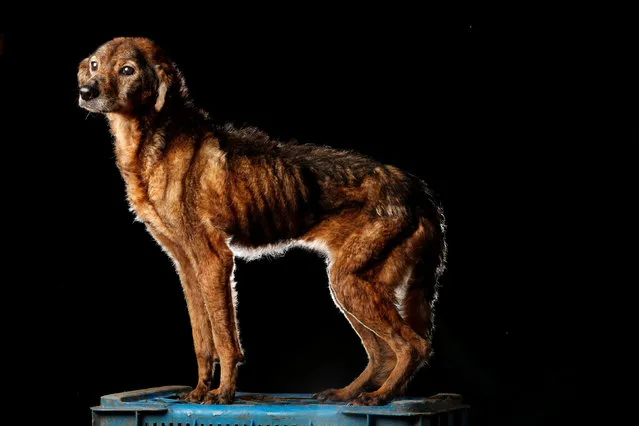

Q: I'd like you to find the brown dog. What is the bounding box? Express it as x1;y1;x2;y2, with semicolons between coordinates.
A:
78;37;447;406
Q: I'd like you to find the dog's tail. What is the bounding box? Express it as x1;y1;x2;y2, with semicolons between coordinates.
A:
429;188;448;304
403;180;447;342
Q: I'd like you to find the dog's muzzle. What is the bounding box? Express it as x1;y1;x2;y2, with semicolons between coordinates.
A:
79;83;100;101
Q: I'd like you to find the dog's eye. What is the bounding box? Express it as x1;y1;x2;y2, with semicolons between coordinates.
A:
120;66;135;76
90;61;98;71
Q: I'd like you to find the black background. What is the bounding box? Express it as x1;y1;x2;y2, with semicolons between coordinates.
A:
2;8;597;426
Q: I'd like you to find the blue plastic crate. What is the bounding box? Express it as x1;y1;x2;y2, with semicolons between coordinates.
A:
91;386;469;426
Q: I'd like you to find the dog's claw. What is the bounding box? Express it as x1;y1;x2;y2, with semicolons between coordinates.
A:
313;388;356;403
312;391;329;402
312;390;327;401
202;389;234;405
348;392;388;406
181;385;209;403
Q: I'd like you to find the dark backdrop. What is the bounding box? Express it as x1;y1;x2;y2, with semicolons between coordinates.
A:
2;10;589;426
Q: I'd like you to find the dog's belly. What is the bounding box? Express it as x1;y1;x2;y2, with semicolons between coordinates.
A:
219;189;322;249
227;237;330;263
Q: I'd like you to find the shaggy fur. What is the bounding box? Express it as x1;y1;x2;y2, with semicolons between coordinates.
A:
78;37;447;406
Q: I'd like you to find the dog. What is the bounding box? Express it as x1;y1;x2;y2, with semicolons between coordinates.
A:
78;37;447;406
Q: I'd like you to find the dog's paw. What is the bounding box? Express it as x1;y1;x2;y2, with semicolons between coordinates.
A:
202;388;234;405
348;392;389;406
181;384;209;403
312;388;353;403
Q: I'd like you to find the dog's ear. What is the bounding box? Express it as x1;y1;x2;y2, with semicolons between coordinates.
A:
78;57;90;85
154;63;173;112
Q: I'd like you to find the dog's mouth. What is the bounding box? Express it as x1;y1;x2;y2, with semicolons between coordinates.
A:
78;96;119;113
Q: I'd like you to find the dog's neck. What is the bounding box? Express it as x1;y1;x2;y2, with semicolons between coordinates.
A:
107;113;144;172
105;113;153;215
106;109;174;173
105;109;181;228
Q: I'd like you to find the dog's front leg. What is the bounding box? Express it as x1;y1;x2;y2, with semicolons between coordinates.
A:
197;235;243;405
147;229;218;402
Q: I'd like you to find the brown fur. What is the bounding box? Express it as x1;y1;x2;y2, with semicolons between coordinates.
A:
78;37;447;406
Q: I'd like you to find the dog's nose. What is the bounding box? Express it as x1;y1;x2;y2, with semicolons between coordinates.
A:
80;84;99;101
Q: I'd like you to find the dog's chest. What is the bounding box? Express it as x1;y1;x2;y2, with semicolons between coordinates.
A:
110;116;186;237
121;167;180;235
131;156;193;236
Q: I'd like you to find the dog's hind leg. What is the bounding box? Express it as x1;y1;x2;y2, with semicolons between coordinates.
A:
148;230;218;403
326;218;433;406
313;311;396;402
331;272;430;406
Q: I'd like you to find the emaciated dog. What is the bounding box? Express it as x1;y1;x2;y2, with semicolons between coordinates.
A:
78;37;447;406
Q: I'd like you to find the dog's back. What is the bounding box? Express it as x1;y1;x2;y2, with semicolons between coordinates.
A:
216;124;444;250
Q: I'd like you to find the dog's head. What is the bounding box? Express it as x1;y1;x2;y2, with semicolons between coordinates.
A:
78;37;180;114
